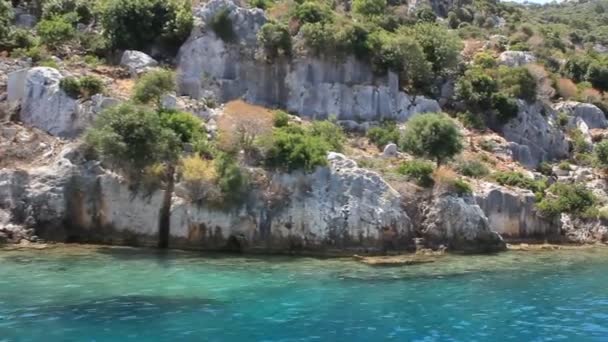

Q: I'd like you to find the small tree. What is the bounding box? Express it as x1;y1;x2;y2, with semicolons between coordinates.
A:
257;22;291;58
595;140;608;168
133;69;176;107
400;113;463;166
352;0;386;17
0;0;13;46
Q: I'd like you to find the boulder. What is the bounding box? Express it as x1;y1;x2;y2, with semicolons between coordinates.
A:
382;143;398;157
10;67;103;138
501;101;569;169
498;51;536;67
177;0;440;123
120;50;158;76
553;101;607;129
423;194;506;253
475;182;558;240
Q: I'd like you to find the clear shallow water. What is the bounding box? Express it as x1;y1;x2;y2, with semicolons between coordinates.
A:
1;246;608;341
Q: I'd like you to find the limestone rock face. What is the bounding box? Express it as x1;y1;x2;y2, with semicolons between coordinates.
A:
8;67;113;138
171;152;413;252
501;101;569;169
120;50;158;76
498;51;536;67
475;182;558;240
382;143;398;157
553;101;607;129
177;0;440;123
423;194;506;253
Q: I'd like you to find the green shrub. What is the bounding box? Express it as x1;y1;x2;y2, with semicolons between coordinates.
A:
300;22;334;54
249;0;273;9
595;140;608;168
133;69;175;106
537;183;596;217
367;121;400;149
210;7;235;42
415;7;436;23
0;0;13;46
78;75;104;97
399;23;462;75
456;159;489;178
491;92;519;122
447;11;459;29
558;160;571;171
455;67;498;109
42;0;94;24
396;159;434;187
215;152;247;201
569;128;591;154
586;62;608;92
310;120;345;152
79;31;109;56
333;21;370;59
294;1;332;24
258;22;291;58
59;76;82;98
473;52;496;69
10;29;38;49
456;111;485;130
451;178;472;195
265;126;329;171
37;15;76;48
537;162;553;176
102;0;192;53
497;66;537;102
493;171;546;193
11;45;50;63
352;0;386;17
60;75;105;98
557;111;569;127
158;110;208;153
273;110;290;128
400;113;463;166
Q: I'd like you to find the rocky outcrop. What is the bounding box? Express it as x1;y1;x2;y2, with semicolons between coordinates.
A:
560;214;608;244
553;101;607;129
422;194;506;253
501;101;569;169
498;51;536;67
0;149;414;253
475;182;558;241
177;0;440;123
120;50;158;77
7;67;115;138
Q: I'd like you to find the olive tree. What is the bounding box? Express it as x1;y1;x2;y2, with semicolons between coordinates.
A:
400;113;463;166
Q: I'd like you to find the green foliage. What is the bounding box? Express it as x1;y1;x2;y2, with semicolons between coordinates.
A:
537;161;553;176
42;0;94;24
10;29;38;49
595;140;608;168
37;15;76;48
415;7;436;23
491;92;519;122
396;159;434;187
451;178;473;195
273;110;290;128
352;0;386;17
102;0;193;53
258;22;291;58
563;55;592;83
456;159;489;178
367;29;431;89
158;110;208;154
399;23;462;75
59;75;104;98
447;11;459;29
215;152;247;200
570;128;591;154
586;62;608;92
210;7;235;42
300;22;334;54
456;111;485;130
400;113;463;166
497;66;537;102
493;171;546;193
294;1;332;24
249;0;273;9
85;103;181;173
455;67;498;109
265;126;330;171
537;183;596;218
473;52;496;69
366;121;400;149
132;69;176;106
0;0;13;46
309;120;345;152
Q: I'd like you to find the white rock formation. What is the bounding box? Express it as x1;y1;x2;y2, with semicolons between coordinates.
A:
553;101;607;129
498;51;537;67
501;101;569;169
120;50;158;76
423;194;506;252
177;0;440;123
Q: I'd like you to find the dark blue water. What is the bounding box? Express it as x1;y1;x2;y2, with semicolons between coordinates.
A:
1;245;608;341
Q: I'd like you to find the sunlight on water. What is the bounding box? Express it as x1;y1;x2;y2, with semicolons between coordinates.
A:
1;245;608;341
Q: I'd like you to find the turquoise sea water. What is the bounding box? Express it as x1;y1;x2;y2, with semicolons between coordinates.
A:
1;245;608;341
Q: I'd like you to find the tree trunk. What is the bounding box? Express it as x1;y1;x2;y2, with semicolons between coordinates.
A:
157;164;175;249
